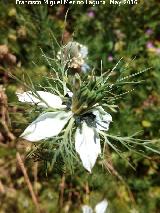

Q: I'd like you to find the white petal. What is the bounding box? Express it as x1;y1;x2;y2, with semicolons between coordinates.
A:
82;205;93;213
81;63;90;73
75;122;101;172
80;45;88;58
21;111;72;142
16;91;65;109
95;200;108;213
66;89;73;97
92;107;112;131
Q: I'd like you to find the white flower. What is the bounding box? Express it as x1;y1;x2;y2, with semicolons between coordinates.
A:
17;90;112;172
82;199;108;213
57;41;90;72
82;205;93;213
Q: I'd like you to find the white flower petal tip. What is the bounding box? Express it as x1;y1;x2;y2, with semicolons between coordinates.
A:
92;107;112;131
20;111;72;142
95;199;108;213
75;122;101;173
16;91;36;103
82;205;93;213
82;199;108;213
16;91;65;109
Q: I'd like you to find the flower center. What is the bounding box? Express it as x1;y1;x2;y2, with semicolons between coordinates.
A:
62;95;72;110
75;112;96;127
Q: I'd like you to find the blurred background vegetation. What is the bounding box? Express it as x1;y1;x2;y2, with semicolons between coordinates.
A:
0;0;160;212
